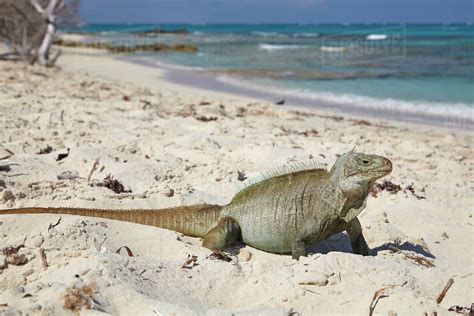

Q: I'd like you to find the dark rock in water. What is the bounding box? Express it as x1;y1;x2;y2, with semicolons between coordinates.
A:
275;99;285;105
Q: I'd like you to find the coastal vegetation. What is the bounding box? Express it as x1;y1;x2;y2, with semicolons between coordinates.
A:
54;38;198;53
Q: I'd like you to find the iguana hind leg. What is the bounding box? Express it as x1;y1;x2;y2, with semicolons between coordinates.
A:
202;217;241;257
345;217;369;256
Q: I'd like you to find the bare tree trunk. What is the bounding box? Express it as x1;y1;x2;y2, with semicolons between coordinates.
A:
31;0;64;66
37;16;56;65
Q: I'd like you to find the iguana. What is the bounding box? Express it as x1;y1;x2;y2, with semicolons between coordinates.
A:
0;151;392;259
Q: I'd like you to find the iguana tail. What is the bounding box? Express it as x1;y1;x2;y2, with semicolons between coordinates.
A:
0;204;223;238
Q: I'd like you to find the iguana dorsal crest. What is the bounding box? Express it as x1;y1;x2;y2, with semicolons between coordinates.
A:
233;160;327;199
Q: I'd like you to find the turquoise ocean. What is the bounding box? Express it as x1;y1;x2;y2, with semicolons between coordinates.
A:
68;24;474;126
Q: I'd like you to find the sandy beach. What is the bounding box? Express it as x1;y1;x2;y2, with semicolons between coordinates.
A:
0;48;472;315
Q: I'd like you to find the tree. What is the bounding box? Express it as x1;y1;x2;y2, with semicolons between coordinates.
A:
0;0;81;66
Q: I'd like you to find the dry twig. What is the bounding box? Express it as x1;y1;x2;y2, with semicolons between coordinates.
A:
115;246;134;257
87;159;100;183
38;248;48;270
48;217;62;231
369;287;393;316
436;278;454;304
0;148;14;161
389;246;435;268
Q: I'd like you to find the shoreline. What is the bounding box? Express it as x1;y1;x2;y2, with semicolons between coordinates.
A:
120;54;474;130
55;34;473;131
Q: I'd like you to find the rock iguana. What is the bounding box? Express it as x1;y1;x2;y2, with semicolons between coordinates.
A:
0;151;392;259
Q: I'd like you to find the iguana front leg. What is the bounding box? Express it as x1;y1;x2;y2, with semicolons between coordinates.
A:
344;217;369;256
292;217;323;260
202;217;241;258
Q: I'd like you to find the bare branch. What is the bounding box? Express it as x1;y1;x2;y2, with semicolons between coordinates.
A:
29;0;45;14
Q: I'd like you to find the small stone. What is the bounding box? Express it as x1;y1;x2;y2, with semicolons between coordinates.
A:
57;170;79;180
1;190;14;202
163;188;174;197
296;273;328;286
238;248;252;262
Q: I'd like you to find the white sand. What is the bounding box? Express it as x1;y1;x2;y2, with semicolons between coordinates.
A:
0;51;472;315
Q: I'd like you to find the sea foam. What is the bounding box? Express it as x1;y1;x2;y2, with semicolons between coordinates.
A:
259;44;307;51
366;34;388;40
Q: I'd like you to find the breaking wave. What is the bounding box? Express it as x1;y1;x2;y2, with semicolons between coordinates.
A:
259;44;307;51
366;34;388;41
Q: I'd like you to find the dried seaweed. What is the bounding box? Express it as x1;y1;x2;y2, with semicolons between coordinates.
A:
2;244;24;256
208;252;232;262
2;244;28;267
370;180;402;197
63;283;96;312
371;180;426;199
279;127;319;137
351;119;372;126
404;183;426;200
181;255;198;269
195;115;217;122
300;129;319;137
315;114;344;121
37;145;53;154
237;171;247;181
448;305;472;314
92;174;132;194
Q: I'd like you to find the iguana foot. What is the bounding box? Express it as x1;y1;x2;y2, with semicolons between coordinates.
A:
291;241;307;260
202;217;241;254
351;235;369;256
345;217;370;256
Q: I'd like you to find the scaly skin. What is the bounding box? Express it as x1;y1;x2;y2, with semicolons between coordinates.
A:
0;151;392;259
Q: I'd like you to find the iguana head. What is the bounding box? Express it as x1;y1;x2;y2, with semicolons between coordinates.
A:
331;151;392;196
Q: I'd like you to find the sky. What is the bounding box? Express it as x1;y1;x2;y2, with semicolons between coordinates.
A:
80;0;474;24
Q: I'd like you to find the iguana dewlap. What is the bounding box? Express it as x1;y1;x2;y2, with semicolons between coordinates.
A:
0;151;392;259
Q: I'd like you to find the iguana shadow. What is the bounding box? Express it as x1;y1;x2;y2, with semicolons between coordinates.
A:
307;233;436;258
371;241;436;258
226;233;435;259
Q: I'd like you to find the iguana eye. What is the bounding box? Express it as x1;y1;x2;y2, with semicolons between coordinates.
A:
362;159;370;165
